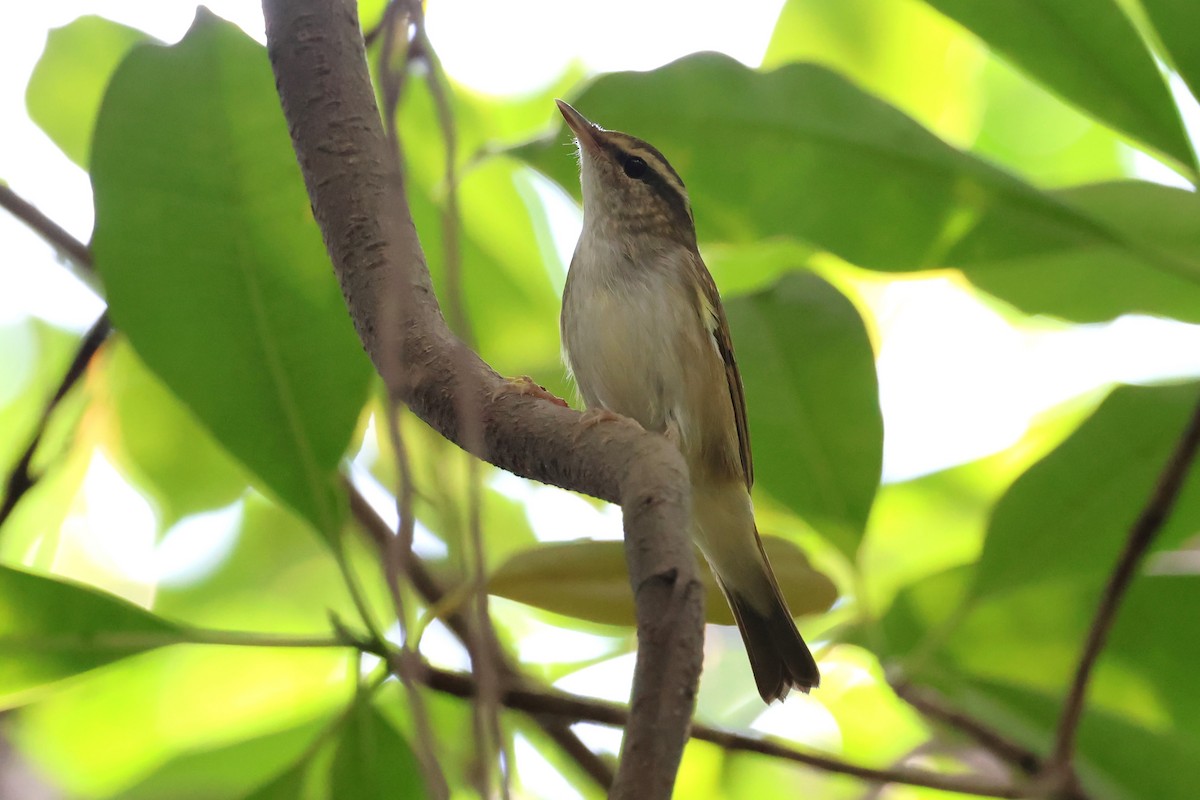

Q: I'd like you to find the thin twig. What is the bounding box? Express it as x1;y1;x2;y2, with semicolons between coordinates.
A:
348;484;616;790
376;3;493;794
376;0;412;159
383;401;451;800
0;185;112;531
383;3;508;793
0;313;111;530
892;680;1041;776
418;666;1026;799
1046;395;1200;776
0;183;94;274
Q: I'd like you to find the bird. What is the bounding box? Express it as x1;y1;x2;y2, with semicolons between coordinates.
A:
555;99;820;702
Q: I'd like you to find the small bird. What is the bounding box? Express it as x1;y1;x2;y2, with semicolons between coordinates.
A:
556;100;820;702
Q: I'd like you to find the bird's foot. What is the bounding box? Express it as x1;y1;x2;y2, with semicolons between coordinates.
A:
495;376;569;408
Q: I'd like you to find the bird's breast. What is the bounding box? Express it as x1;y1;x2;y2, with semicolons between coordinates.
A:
561;240;715;449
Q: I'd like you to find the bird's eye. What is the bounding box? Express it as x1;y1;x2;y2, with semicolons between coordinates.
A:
623;156;648;179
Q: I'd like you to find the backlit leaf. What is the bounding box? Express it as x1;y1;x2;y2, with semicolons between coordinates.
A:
90;11;373;536
488;536;837;627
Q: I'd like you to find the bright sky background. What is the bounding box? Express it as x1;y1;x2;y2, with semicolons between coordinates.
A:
4;3;1200;791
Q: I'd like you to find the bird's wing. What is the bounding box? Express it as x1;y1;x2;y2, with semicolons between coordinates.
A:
693;252;754;489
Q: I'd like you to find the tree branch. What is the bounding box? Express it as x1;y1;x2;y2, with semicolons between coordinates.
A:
260;4;704;796
892;680;1041;776
0;183;93;272
1045;395;1200;781
0;185;111;532
349;483;616;790
419;665;1026;799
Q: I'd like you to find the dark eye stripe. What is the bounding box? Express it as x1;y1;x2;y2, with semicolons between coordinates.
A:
601;136;693;230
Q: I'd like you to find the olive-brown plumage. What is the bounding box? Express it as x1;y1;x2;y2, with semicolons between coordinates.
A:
556;100;819;702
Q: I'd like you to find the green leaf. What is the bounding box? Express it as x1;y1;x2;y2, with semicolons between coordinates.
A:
330;694;427;800
962;181;1200;323
764;0;984;143
243;763;313;800
927;574;1200;800
922;0;1197;175
90;10;373;536
25;15;150;167
1142;0;1200;105
726;272;882;554
151;495;359;633
0;565;180;707
120;717;329;800
931;674;1200;800
13;646;350;798
101;338;248;528
488;536;837;627
411;158;561;379
973;382;1200;599
518;53;1120;272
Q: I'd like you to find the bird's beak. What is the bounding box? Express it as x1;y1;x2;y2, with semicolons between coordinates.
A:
556;99;603;154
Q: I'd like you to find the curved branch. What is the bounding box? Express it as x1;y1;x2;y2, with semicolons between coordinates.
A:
260;2;704;797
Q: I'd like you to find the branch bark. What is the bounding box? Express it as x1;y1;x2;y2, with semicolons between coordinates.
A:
1045;395;1200;781
261;2;704;797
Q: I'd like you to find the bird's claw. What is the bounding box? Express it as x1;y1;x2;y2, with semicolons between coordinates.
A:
496;375;569;408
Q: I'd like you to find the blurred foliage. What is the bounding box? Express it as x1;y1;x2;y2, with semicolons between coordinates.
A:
3;0;1199;798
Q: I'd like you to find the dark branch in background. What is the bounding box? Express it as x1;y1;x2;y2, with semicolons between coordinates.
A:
1044;396;1200;782
418;665;1027;800
262;1;704;798
0;184;93;272
0;314;111;529
349;485;616;790
892;680;1042;777
0;187;112;531
372;6;455;797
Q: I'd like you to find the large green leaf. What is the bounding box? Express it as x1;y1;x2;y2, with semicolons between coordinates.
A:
924;571;1200;800
488;536;837;627
1141;0;1200;105
120;717;329;800
13;645;350;798
90;11;373;536
937;674;1200;800
329;694;427;800
726;272;882;554
25;16;149;168
0;565;180;707
922;0;1197;175
101;338;248;529
764;0;985;143
519;53;1120;273
961;181;1200;323
973;382;1200;599
151;495;361;634
409;158;561;382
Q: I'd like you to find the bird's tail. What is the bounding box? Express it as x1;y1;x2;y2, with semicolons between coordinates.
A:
693;482;819;702
716;572;819;703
